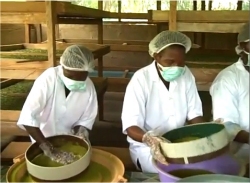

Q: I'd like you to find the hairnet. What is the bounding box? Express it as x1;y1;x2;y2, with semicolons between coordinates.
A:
148;31;192;57
60;45;95;72
235;23;250;55
237;23;250;44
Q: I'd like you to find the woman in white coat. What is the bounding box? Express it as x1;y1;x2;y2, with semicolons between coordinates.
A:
121;31;205;173
210;23;249;165
17;45;98;165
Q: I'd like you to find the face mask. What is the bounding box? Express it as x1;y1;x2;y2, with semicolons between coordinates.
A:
61;75;86;91
158;65;185;82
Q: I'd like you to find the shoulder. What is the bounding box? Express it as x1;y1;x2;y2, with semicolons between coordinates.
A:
212;64;238;86
210;64;238;93
126;65;151;93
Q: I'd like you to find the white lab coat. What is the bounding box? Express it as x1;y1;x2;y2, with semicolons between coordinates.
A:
17;66;98;143
121;61;203;173
210;59;249;164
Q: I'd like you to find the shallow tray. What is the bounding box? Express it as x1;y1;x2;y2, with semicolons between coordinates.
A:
6;148;126;182
177;174;249;182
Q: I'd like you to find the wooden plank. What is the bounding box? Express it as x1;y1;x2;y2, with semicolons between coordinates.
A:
0;44;24;51
169;1;177;31
0;79;23;89
109;12;148;19
150;10;249;23
58;2;111;18
46;1;57;67
24;24;31;43
0;13;46;24
0;2;46;12
23;43;108;51
177;23;246;33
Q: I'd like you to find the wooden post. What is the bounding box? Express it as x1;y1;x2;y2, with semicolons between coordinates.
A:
156;0;161;33
45;1;57;67
35;24;42;43
98;0;103;77
169;1;177;31
98;0;104;121
118;0;121;22
24;24;31;43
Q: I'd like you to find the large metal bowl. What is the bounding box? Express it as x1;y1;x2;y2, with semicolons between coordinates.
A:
25;135;91;181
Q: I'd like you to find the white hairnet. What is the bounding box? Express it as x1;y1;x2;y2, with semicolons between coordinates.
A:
60;45;95;72
235;23;250;55
148;31;192;57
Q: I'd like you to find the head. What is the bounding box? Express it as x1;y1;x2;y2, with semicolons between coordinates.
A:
60;45;95;91
149;31;192;81
236;23;250;66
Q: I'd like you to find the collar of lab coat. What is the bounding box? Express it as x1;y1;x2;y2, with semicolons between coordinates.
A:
236;58;248;72
149;61;161;81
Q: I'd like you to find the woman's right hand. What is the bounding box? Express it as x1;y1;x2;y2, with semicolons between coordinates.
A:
39;142;78;165
142;131;169;165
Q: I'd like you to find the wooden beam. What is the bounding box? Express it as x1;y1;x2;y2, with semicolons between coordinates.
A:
150;10;249;23
0;2;46;12
0;79;23;89
46;1;57;67
109;12;148;19
57;18;102;25
0;44;24;51
177;23;246;33
58;2;110;18
118;0;121;22
35;24;42;43
0;13;46;24
24;24;31;43
169;1;177;30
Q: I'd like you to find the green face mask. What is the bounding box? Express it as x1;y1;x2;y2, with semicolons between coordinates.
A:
61;75;86;91
159;65;185;82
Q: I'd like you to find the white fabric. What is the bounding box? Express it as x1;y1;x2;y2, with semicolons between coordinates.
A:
210;58;249;164
148;31;192;57
17;66;98;143
121;61;203;173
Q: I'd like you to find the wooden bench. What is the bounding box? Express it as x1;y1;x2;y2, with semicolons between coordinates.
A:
1;142;136;171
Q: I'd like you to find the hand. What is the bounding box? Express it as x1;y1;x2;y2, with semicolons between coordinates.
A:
74;126;89;141
142;131;169;165
39;142;78;165
212;118;224;124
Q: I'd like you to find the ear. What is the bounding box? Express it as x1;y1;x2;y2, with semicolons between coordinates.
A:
239;42;247;50
153;53;160;61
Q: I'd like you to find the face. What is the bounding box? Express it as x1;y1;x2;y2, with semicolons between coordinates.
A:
153;45;186;69
239;41;250;66
62;67;88;81
240;41;250;53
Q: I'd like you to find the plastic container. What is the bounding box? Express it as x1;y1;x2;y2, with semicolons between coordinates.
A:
7;148;126;182
153;153;246;183
177;174;249;182
160;122;229;164
25;135;91;181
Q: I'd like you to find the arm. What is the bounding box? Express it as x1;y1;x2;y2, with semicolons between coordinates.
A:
72;84;98;132
186;73;204;124
121;75;146;142
210;80;248;144
17;74;51;145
